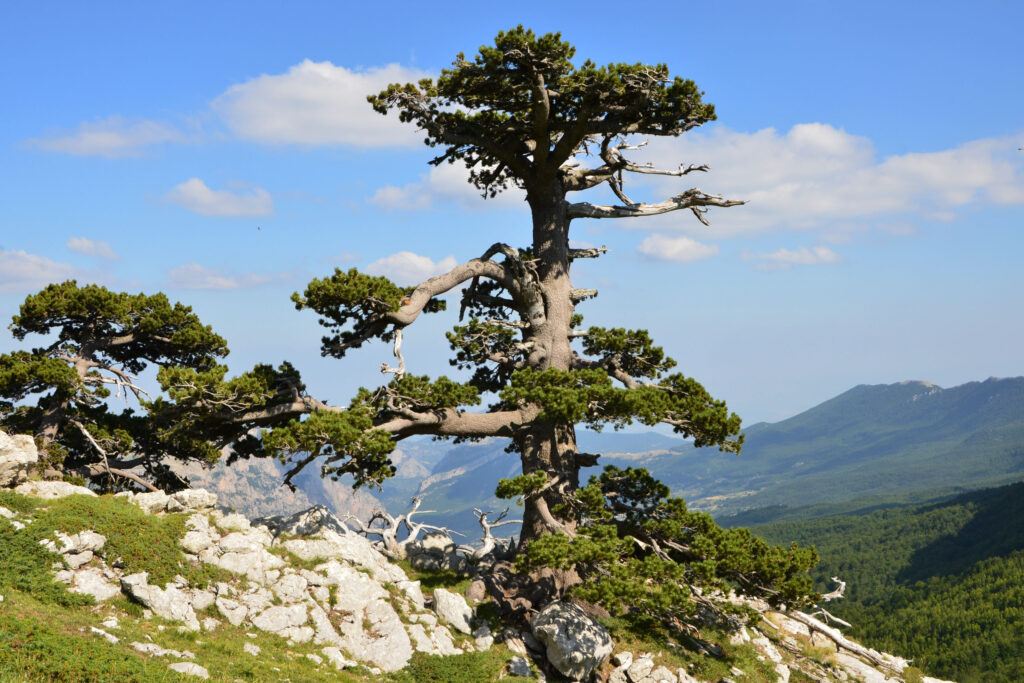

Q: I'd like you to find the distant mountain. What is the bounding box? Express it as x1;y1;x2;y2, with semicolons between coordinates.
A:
180;456;382;522
194;376;1024;537
636;377;1024;517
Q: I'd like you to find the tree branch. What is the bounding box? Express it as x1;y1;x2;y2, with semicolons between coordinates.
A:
375;405;538;439
566;188;744;225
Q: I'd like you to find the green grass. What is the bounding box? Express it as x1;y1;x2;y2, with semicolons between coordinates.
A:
598;613;780;683
386;649;512;683
393;559;472;594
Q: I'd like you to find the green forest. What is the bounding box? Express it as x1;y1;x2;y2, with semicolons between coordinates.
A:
753;481;1024;682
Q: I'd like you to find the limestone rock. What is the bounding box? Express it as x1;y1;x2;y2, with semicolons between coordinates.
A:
0;430;38;487
214;512;251;532
508;655;532;677
283;530;406;584
254;504;351;537
70;567;120;601
168;662;209;678
271;572;308;603
132;642;195;659
168;489;217;512
433;587;473;634
130;491;170;514
243;642;260;656
474;624;494;651
333;596;413;671
322;646;357;670
252;604;308;634
628;653;655;681
531;601;613;681
89;626;119;644
15;480;96;499
397;579;425;609
465;578;487;604
647;665;678;682
120;572;200;631
215;597;247;627
214;548;284;582
835;652;892;683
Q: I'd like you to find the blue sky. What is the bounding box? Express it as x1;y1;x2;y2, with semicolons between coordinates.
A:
1;1;1022;424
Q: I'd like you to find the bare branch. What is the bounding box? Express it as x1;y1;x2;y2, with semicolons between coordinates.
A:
380;328;406;379
567;188;744;223
568;245;608;260
457;506;522;561
821;577;847;602
570;289;598;304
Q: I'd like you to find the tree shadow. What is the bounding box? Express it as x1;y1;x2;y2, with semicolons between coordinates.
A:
895;481;1024;585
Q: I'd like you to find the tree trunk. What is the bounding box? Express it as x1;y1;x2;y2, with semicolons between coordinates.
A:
518;183;582;545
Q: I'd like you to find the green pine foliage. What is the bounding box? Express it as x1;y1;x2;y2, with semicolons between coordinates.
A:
508;465;818;627
754;481;1024;682
369;26;716;197
0;281;229;489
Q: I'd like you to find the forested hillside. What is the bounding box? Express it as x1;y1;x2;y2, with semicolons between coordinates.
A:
753;481;1024;682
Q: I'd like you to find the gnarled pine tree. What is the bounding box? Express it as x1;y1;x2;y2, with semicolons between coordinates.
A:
170;26;747;535
159;26;818;623
362;26;745;542
0;281;228;490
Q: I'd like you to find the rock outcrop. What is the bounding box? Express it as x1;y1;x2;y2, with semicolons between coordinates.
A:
0;429;37;487
0;476;952;682
531;601;613;681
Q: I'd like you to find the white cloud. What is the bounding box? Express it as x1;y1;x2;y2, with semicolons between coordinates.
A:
636;235;719;263
745;245;841;271
212;60;432;147
28;116;185;158
166;263;272;290
164;178;273;217
623;125;1024;236
364;251;458;285
0;249;79;293
66;237;120;260
368;183;433;211
368;162;527;211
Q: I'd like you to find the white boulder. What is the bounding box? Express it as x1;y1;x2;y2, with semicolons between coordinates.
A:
0;429;37;487
15;480;96;499
531;601;613;681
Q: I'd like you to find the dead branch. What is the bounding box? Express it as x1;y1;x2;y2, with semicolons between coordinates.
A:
568;245;608;260
567;188;744;225
457;507;522;561
380;328;406;378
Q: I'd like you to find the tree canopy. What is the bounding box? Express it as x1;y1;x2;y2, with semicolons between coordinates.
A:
0;281;228;490
151;26;817;625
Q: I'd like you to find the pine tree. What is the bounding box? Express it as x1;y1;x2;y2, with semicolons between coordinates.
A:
162;27;818;618
0;281;228;490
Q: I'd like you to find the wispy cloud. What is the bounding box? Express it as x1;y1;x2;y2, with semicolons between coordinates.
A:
166;263;273;290
66;237;120;260
27;115;186;158
364;251;458;286
212;60;432;147
745;245;841;271
368;162;526;211
636;235;719;263
0;249;83;293
626;125;1024;236
164;178;273;217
